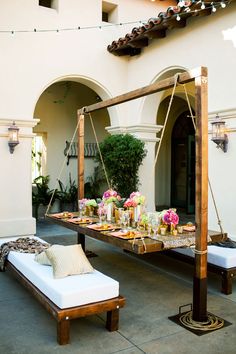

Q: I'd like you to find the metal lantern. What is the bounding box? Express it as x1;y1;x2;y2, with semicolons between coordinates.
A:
8;121;19;154
211;115;228;153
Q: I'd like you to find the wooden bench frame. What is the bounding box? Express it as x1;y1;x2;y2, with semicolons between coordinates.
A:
163;250;236;295
6;261;125;345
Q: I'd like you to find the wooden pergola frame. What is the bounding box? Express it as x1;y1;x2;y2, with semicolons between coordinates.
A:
77;66;208;322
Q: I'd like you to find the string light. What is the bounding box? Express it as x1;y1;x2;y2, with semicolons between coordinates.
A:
1;1;230;36
211;2;217;11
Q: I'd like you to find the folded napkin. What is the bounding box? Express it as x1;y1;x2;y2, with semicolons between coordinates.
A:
67;217;91;224
50;213;73;219
86;224;113;230
183;225;196;232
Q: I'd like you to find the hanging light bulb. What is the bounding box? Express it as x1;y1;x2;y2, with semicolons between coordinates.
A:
221;1;226;8
176;14;181;21
201;1;205;10
211;2;217;12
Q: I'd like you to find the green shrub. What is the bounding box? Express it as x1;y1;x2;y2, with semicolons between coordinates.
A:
96;134;147;197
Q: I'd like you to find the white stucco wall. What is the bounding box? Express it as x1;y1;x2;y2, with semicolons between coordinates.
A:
0;0;236;238
0;0;168;237
123;3;236;237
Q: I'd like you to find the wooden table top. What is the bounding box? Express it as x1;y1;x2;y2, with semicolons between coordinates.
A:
46;214;225;255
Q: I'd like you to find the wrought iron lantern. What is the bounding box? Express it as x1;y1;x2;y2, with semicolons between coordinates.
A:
211;115;228;153
8;121;19;154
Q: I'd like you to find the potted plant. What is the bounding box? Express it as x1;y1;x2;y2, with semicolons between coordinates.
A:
32;175;57;219
96;134;147;198
57;174;78;212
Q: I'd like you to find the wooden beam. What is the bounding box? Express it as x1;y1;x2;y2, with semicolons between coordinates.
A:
78;67;207;115
144;29;166;40
77;114;84;200
192;71;208;321
128;37;149;48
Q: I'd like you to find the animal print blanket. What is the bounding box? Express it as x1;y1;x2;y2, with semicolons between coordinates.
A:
0;237;50;271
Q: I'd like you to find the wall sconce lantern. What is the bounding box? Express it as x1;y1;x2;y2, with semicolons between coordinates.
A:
211;115;228;153
8;121;19;154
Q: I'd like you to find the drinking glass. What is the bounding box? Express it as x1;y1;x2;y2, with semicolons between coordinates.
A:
151;219;159;239
121;211;129;232
78;200;85;217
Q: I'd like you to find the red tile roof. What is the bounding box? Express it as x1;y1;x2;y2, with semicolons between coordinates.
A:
107;1;232;56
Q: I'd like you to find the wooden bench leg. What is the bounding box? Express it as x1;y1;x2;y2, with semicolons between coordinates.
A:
57;319;70;345
221;271;233;295
106;309;119;332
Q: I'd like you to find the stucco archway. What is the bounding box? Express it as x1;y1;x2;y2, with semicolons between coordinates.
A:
33;76;116;205
139;66;196;210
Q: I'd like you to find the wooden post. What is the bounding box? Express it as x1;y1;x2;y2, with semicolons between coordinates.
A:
78;114;84;200
193;70;208;321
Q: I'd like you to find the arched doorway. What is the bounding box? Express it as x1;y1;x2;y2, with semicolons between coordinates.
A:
171;111;195;214
32;80;112;213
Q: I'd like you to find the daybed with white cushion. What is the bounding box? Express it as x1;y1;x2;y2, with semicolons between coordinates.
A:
3;238;125;345
165;245;236;295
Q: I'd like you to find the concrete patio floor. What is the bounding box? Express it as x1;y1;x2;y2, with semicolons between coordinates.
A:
0;220;236;354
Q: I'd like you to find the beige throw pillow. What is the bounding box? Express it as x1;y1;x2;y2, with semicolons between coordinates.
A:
34;245;63;266
35;251;51;266
45;244;94;279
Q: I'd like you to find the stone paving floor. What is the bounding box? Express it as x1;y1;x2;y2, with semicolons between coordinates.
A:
0;220;236;354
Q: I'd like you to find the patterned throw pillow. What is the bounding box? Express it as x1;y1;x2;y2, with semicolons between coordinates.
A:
45;244;94;279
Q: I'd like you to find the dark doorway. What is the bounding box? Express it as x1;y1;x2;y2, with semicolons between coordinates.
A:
171;112;195;214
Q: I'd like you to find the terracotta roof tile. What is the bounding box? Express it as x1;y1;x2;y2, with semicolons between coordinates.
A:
107;1;232;56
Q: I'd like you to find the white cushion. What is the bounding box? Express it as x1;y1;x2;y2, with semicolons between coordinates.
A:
6;237;119;309
172;245;236;269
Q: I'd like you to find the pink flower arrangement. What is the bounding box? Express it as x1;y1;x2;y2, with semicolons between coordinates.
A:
129;191;145;206
162;209;179;226
102;189;121;204
123;198;137;208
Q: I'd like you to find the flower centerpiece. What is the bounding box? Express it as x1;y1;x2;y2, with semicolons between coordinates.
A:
102;189;121;221
130;192;145;206
85;199;98;216
123;198;137;222
160;208;179;234
129;191;145;221
102;189;121;204
123;198;137;208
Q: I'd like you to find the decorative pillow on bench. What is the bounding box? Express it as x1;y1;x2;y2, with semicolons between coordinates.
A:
35;245;63;266
35;244;94;279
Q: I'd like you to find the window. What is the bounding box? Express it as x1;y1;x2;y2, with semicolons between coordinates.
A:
39;0;52;8
102;11;109;23
32;134;47;181
39;0;58;10
102;1;118;24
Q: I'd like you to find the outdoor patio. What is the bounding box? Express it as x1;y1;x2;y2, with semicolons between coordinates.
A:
0;220;236;354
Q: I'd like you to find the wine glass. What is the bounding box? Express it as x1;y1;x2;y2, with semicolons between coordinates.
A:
151;217;160;239
118;208;124;226
121;211;129;232
78;200;85;217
